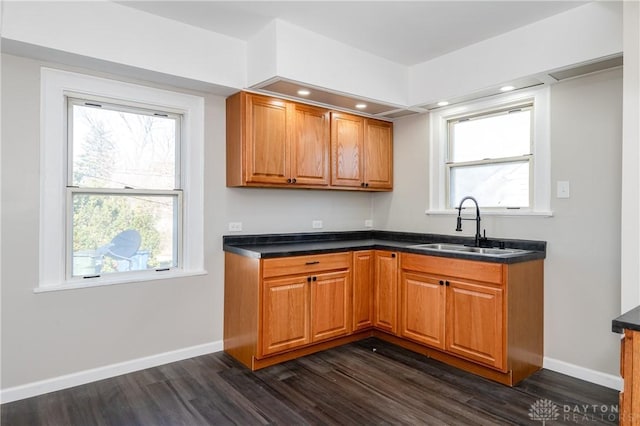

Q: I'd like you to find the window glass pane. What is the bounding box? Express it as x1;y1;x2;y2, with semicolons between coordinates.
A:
449;161;529;208
450;109;531;162
71;103;177;190
71;193;178;277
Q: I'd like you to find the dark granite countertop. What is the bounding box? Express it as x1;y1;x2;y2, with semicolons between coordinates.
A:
612;305;640;333
223;230;546;264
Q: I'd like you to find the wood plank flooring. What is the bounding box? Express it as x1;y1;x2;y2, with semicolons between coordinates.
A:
1;338;620;425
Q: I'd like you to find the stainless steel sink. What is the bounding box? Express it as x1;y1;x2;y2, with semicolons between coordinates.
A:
407;243;531;257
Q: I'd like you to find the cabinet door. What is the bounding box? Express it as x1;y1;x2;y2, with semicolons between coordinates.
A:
374;251;398;334
311;270;351;342
352;250;374;331
446;280;505;370
400;272;445;349
364;119;393;190
261;275;310;356
246;94;290;184
331;112;364;188
292;104;330;186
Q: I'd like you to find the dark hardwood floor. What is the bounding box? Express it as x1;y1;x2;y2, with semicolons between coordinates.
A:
1;338;619;425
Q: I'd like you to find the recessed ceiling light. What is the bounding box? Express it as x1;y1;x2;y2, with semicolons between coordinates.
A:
297;89;311;96
437;101;449;107
355;103;367;109
500;85;515;92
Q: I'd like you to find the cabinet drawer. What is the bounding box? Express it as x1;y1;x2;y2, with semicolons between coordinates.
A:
401;253;503;285
263;252;351;278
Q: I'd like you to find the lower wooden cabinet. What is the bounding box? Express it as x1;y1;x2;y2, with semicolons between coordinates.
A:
224;251;353;369
374;251;398;334
352;250;375;331
446;279;504;370
399;271;505;370
262;269;351;356
311;270;351;342
399;253;542;381
224;248;543;386
620;329;640;426
262;275;310;356
262;269;351;355
400;272;445;349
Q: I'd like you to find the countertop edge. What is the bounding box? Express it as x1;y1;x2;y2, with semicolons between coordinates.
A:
612;305;640;334
223;232;546;264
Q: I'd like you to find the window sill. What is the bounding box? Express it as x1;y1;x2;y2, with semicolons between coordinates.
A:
34;269;208;293
425;209;554;217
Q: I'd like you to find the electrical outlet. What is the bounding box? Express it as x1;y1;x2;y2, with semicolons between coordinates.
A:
364;219;373;228
312;220;323;229
228;222;243;232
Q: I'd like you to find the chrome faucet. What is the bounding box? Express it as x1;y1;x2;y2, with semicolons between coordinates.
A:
455;196;484;247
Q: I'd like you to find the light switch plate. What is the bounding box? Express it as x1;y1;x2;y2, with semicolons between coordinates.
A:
312;220;323;229
557;181;570;199
364;219;373;228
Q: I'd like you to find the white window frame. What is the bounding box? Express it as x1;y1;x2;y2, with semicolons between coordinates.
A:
39;68;206;291
427;87;552;216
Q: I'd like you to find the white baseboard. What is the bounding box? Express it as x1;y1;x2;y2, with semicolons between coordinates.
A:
544;356;623;391
1;340;223;404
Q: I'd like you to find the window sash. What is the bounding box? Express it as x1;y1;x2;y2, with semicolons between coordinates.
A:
65;187;183;280
66;96;182;190
445;103;534;210
446;156;533;209
447;104;533;164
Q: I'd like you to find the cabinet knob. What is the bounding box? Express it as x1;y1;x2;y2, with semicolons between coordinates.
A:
312;276;317;281
360;182;365;187
439;280;444;286
307;276;311;282
292;178;297;184
445;281;450;286
391;253;396;258
287;178;292;184
365;183;369;188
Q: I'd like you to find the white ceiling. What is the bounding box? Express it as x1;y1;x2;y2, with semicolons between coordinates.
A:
116;1;588;66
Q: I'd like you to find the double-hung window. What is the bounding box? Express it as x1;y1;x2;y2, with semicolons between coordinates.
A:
40;68;205;291
67;98;182;278
447;104;533;209
428;87;551;215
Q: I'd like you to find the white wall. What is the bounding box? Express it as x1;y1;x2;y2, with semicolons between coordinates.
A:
621;0;640;313
0;53;373;395
408;1;622;106
1;1;247;92
2;1;621;110
375;68;623;382
252;19;408;106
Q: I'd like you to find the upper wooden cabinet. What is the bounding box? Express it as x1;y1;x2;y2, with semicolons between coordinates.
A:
363;119;393;190
292;103;330;186
226;92;330;188
331;112;393;190
330;112;364;188
227;91;392;191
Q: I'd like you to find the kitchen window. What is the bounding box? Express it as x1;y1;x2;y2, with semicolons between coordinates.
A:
428;87;551;216
67;98;182;278
39;68;205;291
